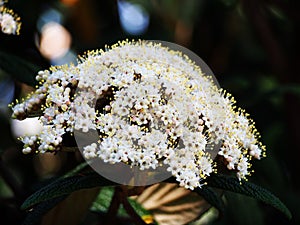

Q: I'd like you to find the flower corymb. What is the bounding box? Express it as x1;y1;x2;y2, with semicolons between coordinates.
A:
0;1;21;35
10;40;266;190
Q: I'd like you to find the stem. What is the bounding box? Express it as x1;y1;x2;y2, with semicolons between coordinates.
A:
121;195;147;225
102;186;122;225
100;186;148;225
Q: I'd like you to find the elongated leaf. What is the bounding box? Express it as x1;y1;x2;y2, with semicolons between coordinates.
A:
194;186;225;214
23;188;100;225
91;187;116;214
41;188;100;225
0;51;40;86
23;195;68;225
21;172;116;210
62;161;89;178
225;192;264;225
207;174;292;220
22;162;90;215
127;198;152;219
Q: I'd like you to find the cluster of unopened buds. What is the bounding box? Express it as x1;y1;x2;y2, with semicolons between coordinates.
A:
0;0;21;35
10;40;266;190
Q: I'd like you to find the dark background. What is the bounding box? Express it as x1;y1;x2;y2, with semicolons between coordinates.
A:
0;0;299;224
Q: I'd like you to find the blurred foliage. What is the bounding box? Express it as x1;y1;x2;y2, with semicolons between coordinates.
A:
0;0;299;224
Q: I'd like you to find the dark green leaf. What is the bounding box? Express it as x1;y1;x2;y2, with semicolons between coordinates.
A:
21;172;116;210
0;51;40;86
225;192;264;225
207;174;292;220
23;188;100;225
62;161;89;178
278;84;300;96
23;195;67;225
40;188;100;225
194;186;225;214
219;0;238;8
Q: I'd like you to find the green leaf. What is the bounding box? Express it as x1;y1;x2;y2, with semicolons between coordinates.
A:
23;188;100;225
219;0;238;8
0;51;40;86
21;172;116;210
23;195;67;225
91;187;151;218
194;186;225;214
91;187;117;214
127;198;151;218
278;84;300;97
225;192;265;225
62;161;89;178
207;174;292;220
40;188;100;225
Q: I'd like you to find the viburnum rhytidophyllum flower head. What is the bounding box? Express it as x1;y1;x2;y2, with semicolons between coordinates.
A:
0;1;21;35
10;40;266;190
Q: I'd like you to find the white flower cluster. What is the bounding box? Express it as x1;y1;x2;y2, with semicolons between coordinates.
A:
0;1;21;35
10;40;265;190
